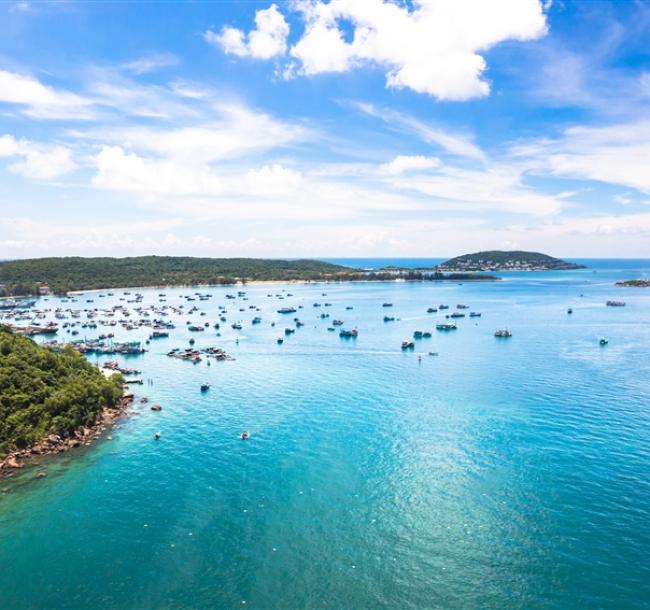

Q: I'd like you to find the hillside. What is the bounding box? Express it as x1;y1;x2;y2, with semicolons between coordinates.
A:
0;326;123;456
0;256;352;296
439;251;585;271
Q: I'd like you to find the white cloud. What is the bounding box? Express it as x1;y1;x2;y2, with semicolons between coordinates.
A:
120;53;180;75
381;155;440;174
235;0;547;100
0;134;77;179
0;70;95;120
353;102;485;160
513;121;650;195
205;4;289;60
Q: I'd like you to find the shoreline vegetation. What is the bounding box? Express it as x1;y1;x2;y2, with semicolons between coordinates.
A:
615;279;650;287
0;256;500;297
0;326;130;475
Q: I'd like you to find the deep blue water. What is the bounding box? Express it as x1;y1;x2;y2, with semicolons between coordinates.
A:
1;261;650;609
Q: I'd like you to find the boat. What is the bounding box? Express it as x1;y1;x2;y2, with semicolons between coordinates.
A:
449;312;465;318
494;328;512;338
567;308;573;314
154;432;161;440
606;301;626;307
231;322;242;330
427;307;437;313
200;383;210;392
277;337;284;344
383;315;395;322
436;323;457;331
599;337;609;345
240;431;250;440
439;304;449;310
456;304;469;309
382;303;393;308
339;328;358;338
277;307;297;314
428;352;439;356
413;331;423;339
401;339;415;350
284;327;295;335
469;312;482;318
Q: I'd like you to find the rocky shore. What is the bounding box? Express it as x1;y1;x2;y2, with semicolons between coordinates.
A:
0;391;134;476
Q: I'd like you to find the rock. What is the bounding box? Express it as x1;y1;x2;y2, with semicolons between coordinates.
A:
68;439;81;448
151;404;162;411
5;456;22;469
83;427;92;437
47;434;61;445
140;397;149;403
36;472;47;478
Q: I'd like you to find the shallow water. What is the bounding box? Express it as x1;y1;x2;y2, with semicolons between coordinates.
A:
1;261;650;609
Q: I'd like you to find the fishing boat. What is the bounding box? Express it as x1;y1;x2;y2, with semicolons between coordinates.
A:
200;383;210;392
427;307;437;313
469;312;482;318
436;323;457;331
277;337;284;344
339;328;358;338
494;328;513;338
599;337;609;345
413;331;423;339
277;307;297;314
606;300;625;307
401;339;415;350
383;315;395;322
382;303;393;308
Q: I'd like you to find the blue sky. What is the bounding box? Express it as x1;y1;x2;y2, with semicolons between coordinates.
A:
1;0;650;258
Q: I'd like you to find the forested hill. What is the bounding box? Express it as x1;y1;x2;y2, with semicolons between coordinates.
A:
0;256;352;295
439;251;585;271
0;326;123;456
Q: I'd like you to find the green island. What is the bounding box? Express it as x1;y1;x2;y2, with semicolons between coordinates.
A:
615;279;650;287
438;250;585;271
0;256;497;296
0;326;125;466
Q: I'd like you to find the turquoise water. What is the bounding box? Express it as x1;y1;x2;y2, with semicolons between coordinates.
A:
1;261;650;609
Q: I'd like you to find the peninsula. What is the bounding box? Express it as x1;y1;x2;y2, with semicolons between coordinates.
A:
438;250;585;272
0;256;497;296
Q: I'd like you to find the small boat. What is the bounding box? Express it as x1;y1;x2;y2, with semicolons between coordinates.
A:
151;404;162;411
469;312;481;318
599;337;609;346
401;339;415;350
240;431;250;440
231;322;242;330
413;331;423;339
567;308;573;314
382;303;393;308
436;323;457;331
277;337;284;344
154;432;161;440
494;328;512;338
427;307;437;313
606;301;626;307
200;383;210;392
277;307;297;314
428;352;439;356
383;315;395;322
339;328;359;338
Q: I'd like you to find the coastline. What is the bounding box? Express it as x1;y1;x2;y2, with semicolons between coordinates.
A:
0;389;134;477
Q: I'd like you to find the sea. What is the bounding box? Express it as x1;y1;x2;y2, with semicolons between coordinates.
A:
1;258;649;610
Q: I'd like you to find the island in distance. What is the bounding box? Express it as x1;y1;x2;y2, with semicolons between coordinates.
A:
438;250;586;272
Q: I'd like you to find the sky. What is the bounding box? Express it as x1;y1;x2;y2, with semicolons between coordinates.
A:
1;0;650;259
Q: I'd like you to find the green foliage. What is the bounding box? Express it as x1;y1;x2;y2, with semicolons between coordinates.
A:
0;256;352;295
440;250;585;270
0;326;123;455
